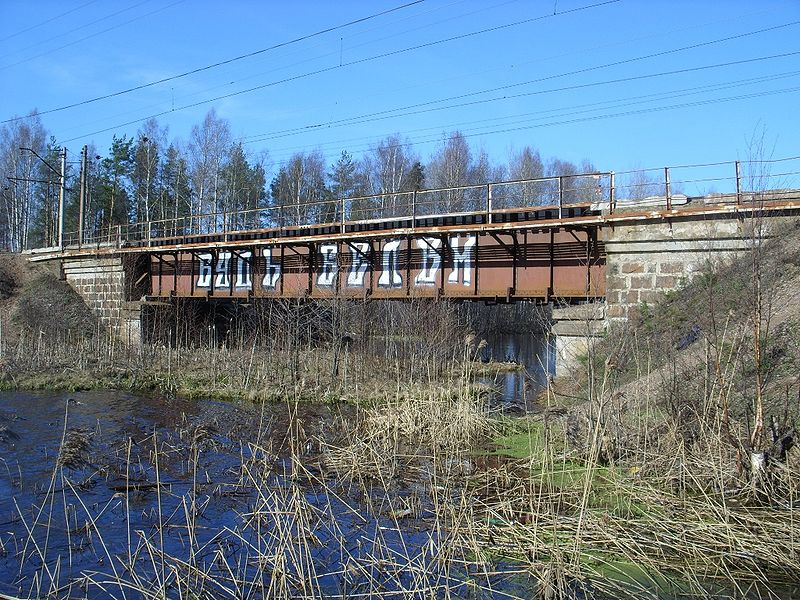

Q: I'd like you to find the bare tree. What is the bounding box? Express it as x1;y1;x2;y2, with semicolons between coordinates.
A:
269;151;326;226
508;146;545;207
132;118;168;230
545;157;599;205
364;134;418;218
188;109;232;232
428;131;473;212
618;165;663;201
0;111;47;251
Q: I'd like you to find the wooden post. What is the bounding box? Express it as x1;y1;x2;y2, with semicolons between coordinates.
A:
664;167;672;210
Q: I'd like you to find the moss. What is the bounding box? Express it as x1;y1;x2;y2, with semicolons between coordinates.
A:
485;417;549;458
490;429;546;459
582;553;694;596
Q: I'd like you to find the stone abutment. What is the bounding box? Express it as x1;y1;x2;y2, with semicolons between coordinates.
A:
61;255;146;344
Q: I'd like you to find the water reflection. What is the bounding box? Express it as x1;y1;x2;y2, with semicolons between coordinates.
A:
479;333;554;411
0;391;526;599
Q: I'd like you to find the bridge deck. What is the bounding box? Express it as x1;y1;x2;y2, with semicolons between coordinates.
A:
31;192;800;303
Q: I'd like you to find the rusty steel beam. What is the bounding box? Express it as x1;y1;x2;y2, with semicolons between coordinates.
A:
147;229;606;303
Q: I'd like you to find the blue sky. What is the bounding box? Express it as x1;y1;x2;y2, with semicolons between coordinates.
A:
1;0;798;190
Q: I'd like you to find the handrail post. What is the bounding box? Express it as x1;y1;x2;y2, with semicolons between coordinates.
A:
735;160;742;205
558;176;563;219
341;196;346;234
412;190;417;228
609;171;615;214
664;167;671;210
487;184;492;224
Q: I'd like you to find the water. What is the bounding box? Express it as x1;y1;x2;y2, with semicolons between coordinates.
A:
0;386;785;599
479;332;554;411
0;390;532;598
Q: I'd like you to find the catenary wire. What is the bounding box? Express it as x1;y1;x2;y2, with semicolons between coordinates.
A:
0;0;101;43
264;84;800;163
37;0;618;137
0;0;159;65
246;51;800;144
244;21;800;141
56;13;795;145
1;1;424;122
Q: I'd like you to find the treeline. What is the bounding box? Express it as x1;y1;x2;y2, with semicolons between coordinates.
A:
0;108;600;252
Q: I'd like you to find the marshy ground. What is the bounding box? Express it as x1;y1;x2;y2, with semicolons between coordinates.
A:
0;219;799;598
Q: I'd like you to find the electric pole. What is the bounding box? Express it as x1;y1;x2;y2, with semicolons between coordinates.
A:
79;145;87;247
58;147;66;249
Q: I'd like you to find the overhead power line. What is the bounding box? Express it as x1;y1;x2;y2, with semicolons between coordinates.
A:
262;78;800;162
28;0;618;138
55;11;793;146
49;0;621;144
1;1;425;123
0;0;163;66
0;0;100;43
245;50;800;144
246;20;800;141
270;84;800;165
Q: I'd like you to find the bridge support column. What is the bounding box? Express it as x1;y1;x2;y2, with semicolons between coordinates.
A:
61;256;143;344
550;303;605;376
603;219;756;324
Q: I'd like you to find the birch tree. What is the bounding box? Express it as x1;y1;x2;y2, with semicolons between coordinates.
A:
364;134;417;218
0;112;47;251
188;109;232;231
269;151;326;226
427;131;496;212
509;146;545;207
132;119;168;229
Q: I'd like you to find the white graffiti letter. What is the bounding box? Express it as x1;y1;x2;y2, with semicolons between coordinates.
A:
262;251;281;289
414;238;441;286
197;253;212;288
317;244;338;287
378;239;403;288
235;251;252;290
215;251;231;289
347;242;370;287
447;235;476;286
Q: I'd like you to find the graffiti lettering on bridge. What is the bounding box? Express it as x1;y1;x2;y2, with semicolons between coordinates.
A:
150;229;605;300
194;235;477;293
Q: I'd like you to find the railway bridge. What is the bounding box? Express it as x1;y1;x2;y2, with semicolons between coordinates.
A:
27;162;800;374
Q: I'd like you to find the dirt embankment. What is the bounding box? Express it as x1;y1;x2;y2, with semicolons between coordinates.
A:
0;253;98;341
553;218;800;467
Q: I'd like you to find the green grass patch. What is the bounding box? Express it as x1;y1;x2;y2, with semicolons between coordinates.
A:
486;417;548;458
582;552;696;597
